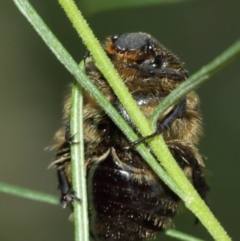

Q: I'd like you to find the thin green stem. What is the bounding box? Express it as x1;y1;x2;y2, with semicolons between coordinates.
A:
71;77;89;241
0;181;59;205
165;229;206;241
150;40;240;128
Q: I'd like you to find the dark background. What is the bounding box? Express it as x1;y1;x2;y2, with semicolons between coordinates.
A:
1;0;239;240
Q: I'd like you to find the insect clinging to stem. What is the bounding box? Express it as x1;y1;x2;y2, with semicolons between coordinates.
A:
52;32;209;240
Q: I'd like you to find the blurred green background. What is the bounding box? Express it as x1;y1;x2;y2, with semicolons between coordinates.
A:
1;0;239;240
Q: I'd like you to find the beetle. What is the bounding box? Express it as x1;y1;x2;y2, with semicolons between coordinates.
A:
52;32;209;240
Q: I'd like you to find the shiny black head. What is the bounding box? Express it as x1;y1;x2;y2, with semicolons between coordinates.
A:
111;32;158;54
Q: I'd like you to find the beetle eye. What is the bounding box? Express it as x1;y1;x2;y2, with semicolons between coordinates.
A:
111;35;119;42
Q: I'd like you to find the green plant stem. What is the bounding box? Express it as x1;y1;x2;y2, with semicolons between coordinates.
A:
165;229;206;241
0;181;59;205
71;77;89;241
150;40;240;128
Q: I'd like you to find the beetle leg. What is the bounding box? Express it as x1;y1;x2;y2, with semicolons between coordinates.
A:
55;125;80;208
156;98;186;133
123;98;186;149
57;165;80;208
